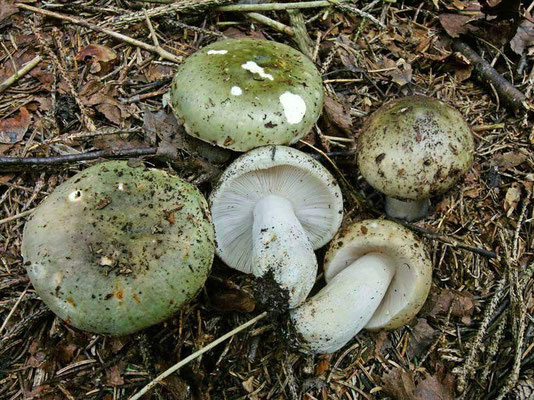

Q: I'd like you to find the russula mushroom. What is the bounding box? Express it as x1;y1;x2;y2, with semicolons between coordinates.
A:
22;161;214;335
357;95;474;221
169;38;323;152
210;145;343;309
288;219;431;354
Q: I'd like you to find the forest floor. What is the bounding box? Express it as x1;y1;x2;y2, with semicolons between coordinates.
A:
0;0;533;399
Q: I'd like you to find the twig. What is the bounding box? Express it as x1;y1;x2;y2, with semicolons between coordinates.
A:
130;312;268;400
246;12;295;36
331;1;386;29
0;147;157;169
217;0;341;12
0;284;30;335
288;10;314;58
451;40;529;115
0;208;35;226
105;0;234;28
16;4;182;63
0;55;42;94
393;219;498;259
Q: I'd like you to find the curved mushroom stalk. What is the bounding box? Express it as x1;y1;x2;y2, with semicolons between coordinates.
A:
385;197;430;221
252;195;317;309
290;253;394;354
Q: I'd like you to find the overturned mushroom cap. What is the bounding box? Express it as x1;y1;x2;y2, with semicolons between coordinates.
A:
357;95;474;201
22;161;214;335
169;38;323;152
290;219;431;354
210;145;343;274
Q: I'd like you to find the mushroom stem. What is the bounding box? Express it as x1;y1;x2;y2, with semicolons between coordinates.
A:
385;197;430;221
252;194;317;309
289;253;395;354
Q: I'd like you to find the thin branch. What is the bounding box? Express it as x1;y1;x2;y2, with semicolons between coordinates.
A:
0;55;42;94
451;40;529;115
0;209;35;226
16;4;182;63
0;147;157;169
246;12;295;36
217;0;341;12
130;312;268;400
0;284;30;335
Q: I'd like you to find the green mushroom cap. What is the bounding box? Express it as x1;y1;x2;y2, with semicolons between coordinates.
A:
357;95;475;201
169;38;323;152
22;161;214;335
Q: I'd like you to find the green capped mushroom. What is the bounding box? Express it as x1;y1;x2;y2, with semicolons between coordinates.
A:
22;161;214;335
169;38;323;152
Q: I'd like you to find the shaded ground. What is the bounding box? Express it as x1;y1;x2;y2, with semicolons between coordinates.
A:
1;0;533;399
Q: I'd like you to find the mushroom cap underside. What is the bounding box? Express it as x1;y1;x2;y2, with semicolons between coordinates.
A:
324;219;432;330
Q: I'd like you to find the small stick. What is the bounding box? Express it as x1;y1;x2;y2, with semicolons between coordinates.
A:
451;40;529;115
0;147;157;169
218;0;340;12
0;208;35;226
0;284;30;335
130;311;268;400
16;4;182;63
0;55;42;94
246;12;295;37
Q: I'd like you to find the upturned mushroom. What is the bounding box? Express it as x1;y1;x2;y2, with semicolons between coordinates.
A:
210;145;343;309
288;219;431;354
169;38;323;152
22;161;214;335
357;95;474;221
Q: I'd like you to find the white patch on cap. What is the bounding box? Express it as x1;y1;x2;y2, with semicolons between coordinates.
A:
279;91;306;124
68;190;83;202
241;61;274;81
230;86;243;96
117;182;125;191
207;49;228;55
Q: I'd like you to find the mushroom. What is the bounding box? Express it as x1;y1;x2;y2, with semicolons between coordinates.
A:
210;145;343;309
22;161;214;335
357;95;474;221
288;219;431;354
169;38;323;152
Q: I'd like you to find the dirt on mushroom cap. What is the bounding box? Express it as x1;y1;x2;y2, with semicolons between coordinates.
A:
169;38;323;152
357;95;475;201
21;161;214;335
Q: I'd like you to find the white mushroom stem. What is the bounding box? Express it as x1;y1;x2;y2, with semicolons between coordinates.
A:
385;197;430;222
289;253;395;354
252;195;317;309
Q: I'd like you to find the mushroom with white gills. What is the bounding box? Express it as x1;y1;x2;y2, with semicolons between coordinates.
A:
210;145;343;309
357;95;474;221
22;161;214;335
289;219;431;354
169;38;323;152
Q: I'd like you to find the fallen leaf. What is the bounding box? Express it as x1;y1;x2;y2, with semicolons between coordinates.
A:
426;288;475;322
0;1;17;24
491;150;528;169
106;362;125;386
414;373;454;400
211;289;255;313
439;13;481;37
242;376;255;393
314;356;330;376
511;19;534;55
406;318;437;359
0;107;31;144
504;182;522;217
323;96;353;135
76;44;117;75
381;368;415;399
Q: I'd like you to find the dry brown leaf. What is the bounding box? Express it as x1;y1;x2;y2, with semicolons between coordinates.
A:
426;288;475;322
77;44;118;75
414;373;455;400
323;96;353;135
381;368;415;399
242;376;255;393
439;13;480;38
406;318;437;359
0;107;31;144
210;289;255;313
504;182;522;217
106;362;125;386
0;1;17;24
511;19;534;55
491;150;528;169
